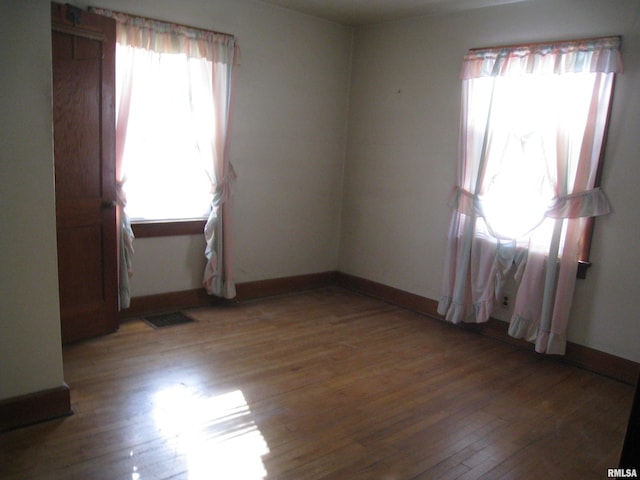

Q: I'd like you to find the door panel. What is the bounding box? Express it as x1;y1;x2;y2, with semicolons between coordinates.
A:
51;3;118;344
52;31;102;199
57;225;104;305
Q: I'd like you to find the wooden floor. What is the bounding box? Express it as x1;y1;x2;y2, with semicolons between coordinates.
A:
0;288;633;479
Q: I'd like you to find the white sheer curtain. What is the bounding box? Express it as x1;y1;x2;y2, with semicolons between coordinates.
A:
202;49;238;298
91;8;239;301
438;37;622;354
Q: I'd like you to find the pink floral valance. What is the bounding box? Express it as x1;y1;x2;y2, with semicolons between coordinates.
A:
461;36;622;79
89;7;239;65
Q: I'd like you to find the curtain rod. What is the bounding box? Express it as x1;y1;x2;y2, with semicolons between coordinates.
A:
89;6;236;40
469;35;621;52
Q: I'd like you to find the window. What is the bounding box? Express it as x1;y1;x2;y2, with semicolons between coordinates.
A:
117;48;216;221
439;37;622;355
115;35;220;223
91;7;239;300
470;66;611;255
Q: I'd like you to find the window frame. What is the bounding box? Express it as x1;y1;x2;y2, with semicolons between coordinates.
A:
131;219;206;238
576;73;617;279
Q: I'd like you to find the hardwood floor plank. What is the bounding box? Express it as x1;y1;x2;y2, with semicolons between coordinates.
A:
0;288;633;480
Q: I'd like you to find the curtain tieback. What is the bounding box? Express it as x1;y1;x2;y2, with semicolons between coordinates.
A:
448;186;482;216
449;186;611;219
546;187;611;218
116;179;128;208
209;162;237;206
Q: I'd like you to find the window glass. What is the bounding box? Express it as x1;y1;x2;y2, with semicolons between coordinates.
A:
117;48;214;221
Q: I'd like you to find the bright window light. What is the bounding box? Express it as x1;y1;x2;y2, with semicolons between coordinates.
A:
473;72;597;247
117;47;216;221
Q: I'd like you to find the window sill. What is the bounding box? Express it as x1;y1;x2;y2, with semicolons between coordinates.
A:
131;219;206;238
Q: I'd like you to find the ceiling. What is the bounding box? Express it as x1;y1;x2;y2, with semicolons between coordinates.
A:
257;0;533;26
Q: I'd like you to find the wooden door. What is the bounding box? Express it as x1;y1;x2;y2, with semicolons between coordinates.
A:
51;3;118;344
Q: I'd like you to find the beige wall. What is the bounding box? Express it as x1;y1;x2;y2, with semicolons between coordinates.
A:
0;0;65;399
340;0;640;362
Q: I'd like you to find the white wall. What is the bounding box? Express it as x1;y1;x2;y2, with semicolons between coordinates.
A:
340;0;640;362
83;0;354;296
0;0;66;399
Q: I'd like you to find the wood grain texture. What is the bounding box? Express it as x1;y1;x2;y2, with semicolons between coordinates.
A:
0;385;71;432
125;272;638;384
131;219;207;238
52;3;118;344
0;288;633;479
235;271;338;301
337;272;640;385
123;272;338;317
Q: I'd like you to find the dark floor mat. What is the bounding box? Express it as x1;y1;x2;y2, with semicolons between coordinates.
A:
145;311;195;329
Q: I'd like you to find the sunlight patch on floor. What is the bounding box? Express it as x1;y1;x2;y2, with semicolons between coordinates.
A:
149;385;270;479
